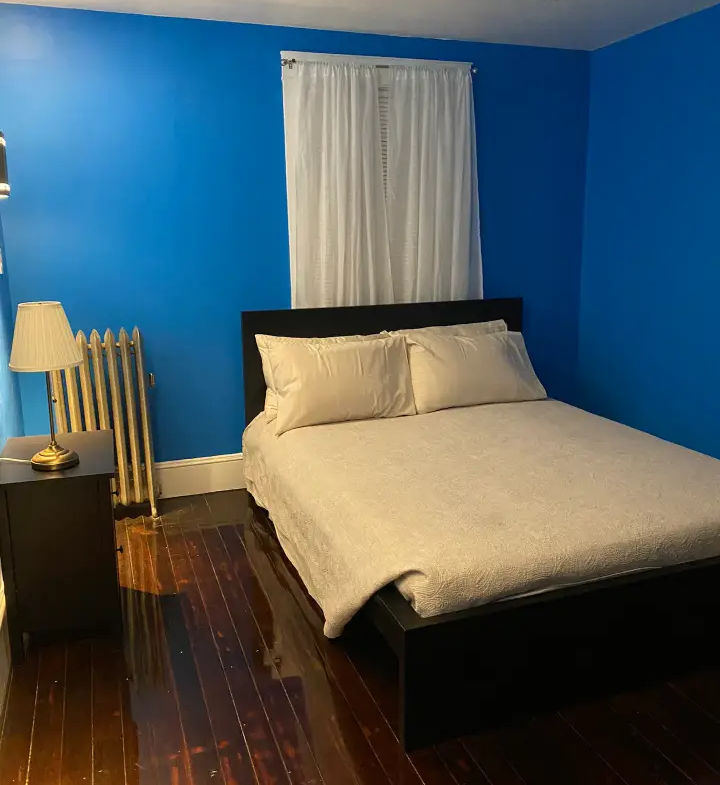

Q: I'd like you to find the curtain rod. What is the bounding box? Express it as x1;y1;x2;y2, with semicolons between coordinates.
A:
281;57;477;74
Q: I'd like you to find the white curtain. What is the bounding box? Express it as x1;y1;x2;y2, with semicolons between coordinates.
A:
282;56;482;308
386;66;482;302
285;61;394;308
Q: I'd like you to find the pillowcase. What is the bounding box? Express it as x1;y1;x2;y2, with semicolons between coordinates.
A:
266;335;416;435
386;319;508;341
407;330;546;415
257;332;383;422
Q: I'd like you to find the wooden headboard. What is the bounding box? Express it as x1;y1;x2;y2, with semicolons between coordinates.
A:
241;297;523;425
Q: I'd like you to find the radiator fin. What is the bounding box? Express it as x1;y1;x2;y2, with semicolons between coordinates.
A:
133;327;158;519
119;329;143;504
90;330;111;430
50;370;68;434
65;366;83;432
76;332;97;431
105;329;131;506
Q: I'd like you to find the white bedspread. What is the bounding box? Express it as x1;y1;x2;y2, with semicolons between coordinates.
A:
243;401;720;638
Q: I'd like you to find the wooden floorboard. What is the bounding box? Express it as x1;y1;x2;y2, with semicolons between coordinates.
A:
460;734;527;785
60;640;93;785
5;489;720;785
26;644;66;785
434;740;491;785
488;713;626;785
91;638;127;785
0;649;39;785
610;691;720;784
611;685;720;775
560;701;693;785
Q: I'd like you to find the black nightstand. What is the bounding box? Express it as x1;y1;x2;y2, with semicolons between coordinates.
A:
0;430;122;663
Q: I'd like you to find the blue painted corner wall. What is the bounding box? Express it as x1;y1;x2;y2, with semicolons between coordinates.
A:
580;3;720;459
0;4;590;461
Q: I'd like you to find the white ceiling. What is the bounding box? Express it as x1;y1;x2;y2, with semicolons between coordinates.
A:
2;0;719;49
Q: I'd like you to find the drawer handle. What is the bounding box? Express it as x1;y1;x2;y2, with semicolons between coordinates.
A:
116;545;124;554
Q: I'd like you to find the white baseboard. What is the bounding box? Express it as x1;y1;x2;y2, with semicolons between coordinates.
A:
156;453;245;499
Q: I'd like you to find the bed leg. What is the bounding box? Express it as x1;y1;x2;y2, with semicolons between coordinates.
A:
399;636;422;751
399;629;452;751
398;624;500;751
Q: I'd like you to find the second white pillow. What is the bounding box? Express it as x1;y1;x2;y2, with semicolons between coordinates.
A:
407;331;546;414
268;335;416;435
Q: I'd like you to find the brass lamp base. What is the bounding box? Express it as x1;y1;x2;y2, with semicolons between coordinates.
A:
31;441;80;472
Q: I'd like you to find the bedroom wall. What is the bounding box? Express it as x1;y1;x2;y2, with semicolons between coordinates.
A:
580;3;720;459
0;3;590;461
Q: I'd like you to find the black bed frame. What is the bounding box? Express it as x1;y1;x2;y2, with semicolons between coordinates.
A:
241;298;720;750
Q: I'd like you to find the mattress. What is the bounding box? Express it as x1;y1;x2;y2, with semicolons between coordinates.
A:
243;400;720;638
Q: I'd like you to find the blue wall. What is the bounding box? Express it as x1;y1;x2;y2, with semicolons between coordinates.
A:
0;4;590;461
580;3;720;458
0;215;24;448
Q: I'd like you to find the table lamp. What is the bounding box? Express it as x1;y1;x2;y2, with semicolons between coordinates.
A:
9;302;83;471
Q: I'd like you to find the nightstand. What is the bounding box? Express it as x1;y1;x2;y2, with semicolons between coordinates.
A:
0;430;122;664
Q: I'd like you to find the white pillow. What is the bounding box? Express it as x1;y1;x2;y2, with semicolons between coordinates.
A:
256;332;383;422
267;335;416;435
387;319;508;341
407;331;546;415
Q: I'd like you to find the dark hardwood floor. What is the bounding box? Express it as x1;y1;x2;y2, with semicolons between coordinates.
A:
3;489;720;784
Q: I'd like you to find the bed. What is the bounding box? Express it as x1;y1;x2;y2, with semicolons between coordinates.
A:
241;298;720;750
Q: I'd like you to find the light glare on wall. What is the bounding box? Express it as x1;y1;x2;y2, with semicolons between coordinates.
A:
0;132;9;199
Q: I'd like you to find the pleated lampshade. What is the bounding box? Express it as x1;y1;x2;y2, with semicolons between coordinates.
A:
0;132;9;199
10;302;82;372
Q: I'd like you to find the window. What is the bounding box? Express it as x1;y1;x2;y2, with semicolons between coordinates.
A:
281;52;482;308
